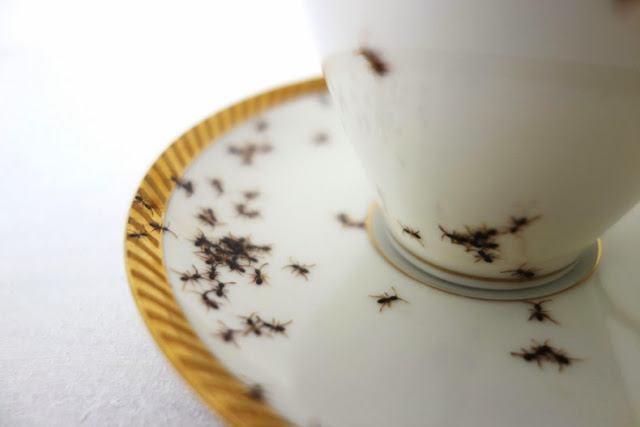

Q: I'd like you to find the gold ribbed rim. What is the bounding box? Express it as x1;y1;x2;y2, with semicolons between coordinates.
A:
123;77;327;427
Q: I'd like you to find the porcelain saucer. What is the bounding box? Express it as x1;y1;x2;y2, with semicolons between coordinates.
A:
124;78;640;427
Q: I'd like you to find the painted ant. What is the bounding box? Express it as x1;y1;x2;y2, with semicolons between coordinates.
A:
133;193;156;214
524;299;559;324
234;203;260;219
224;256;246;273
228;143;272;165
197;208;223;228
247;383;265;402
197;247;224;266
510;339;578;371
439;225;470;246
259;317;292;336
127;228;151;240
283;259;315;280
250;263;269;286
510;347;542;367
242;190;260;200
506;215;541;235
549;349;578;372
192;288;219;310
205;264;220;281
173;265;207;288
210;178;224;196
530;339;554;357
356;47;389;76
502;264;537;279
239;312;264;336
337;213;365;229
369;286;408;312
313;131;329;144
511;339;553;368
148;221;177;237
474;249;497;263
211;281;235;299
171;176;194;197
247;243;271;253
255;119;268;132
465;225;499;249
399;223;424;246
214;321;239;346
192;230;213;249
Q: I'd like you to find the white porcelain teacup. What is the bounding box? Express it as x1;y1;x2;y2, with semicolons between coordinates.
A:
305;0;640;289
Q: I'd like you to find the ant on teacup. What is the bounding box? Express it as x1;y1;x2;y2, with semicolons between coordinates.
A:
399;222;424;246
502;264;537;279
355;47;389;76
505;215;542;235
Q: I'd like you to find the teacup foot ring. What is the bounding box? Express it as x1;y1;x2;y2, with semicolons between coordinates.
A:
366;203;601;301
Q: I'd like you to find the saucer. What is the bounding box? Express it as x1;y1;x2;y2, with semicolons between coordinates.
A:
125;78;640;427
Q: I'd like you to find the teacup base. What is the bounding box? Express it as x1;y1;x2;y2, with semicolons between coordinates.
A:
366;204;601;301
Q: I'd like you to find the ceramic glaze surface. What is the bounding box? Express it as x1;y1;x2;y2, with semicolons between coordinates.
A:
305;0;640;286
154;91;639;426
324;50;640;280
305;0;640;69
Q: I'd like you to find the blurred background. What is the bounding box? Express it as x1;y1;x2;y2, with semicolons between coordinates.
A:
0;0;320;425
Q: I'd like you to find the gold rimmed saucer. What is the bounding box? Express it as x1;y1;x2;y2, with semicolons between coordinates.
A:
124;78;639;427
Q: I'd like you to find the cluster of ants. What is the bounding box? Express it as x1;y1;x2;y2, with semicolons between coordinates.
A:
511;339;578;372
438;214;541;267
130;173;317;347
215;313;293;347
181;228;312;344
179;229;314;302
510;299;579;371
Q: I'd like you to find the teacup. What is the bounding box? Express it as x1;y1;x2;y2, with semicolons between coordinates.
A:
305;1;640;289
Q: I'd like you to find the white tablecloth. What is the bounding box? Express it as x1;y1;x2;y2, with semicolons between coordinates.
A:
0;1;320;425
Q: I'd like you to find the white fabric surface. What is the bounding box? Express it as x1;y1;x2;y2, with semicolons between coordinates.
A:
0;1;320;425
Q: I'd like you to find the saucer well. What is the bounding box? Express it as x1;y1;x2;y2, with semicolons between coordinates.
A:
124;78;640;426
